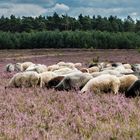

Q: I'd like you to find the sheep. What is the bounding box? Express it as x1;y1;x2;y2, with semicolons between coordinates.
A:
15;62;34;72
57;61;65;66
98;62;108;69
57;62;76;69
106;63;112;68
53;67;80;76
55;72;93;91
26;64;47;73
47;76;65;88
113;65;133;74
114;65;126;73
80;68;89;73
81;74;120;94
39;72;58;87
131;64;140;72
101;67;115;71
5;63;15;72
6;71;40;88
74;63;82;69
123;63;132;69
91;69;122;77
118;74;138;92
125;80;140;98
47;64;60;71
88;66;100;73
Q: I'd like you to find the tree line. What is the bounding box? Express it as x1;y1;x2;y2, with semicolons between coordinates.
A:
1;13;140;49
0;13;139;32
0;31;140;49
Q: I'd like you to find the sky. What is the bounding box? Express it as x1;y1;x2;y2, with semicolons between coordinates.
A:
0;0;139;19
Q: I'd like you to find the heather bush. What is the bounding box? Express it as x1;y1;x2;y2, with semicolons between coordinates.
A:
1;49;140;140
1;89;140;140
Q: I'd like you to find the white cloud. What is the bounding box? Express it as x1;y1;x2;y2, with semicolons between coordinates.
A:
53;3;69;11
0;2;70;17
45;3;70;15
0;3;47;17
46;3;69;13
69;7;140;19
0;1;139;19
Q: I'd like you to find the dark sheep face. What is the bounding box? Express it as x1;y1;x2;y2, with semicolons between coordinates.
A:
55;78;71;91
125;80;140;98
47;76;64;88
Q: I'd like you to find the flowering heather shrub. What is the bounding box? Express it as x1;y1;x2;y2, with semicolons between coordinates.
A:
1;89;140;140
1;49;140;140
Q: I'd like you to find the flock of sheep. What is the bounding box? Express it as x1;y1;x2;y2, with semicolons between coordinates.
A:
5;61;140;98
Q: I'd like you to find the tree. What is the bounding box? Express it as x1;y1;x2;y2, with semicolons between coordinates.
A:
124;16;135;32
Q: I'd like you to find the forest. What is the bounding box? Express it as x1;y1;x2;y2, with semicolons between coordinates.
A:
0;13;140;49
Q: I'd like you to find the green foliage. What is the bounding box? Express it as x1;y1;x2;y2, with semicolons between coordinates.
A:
0;14;140;32
0;14;140;49
0;31;140;49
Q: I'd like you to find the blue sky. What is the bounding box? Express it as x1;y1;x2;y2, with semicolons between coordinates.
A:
0;0;139;19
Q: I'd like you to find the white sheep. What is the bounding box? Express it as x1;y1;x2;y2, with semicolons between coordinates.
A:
5;63;15;72
91;70;122;77
74;63;82;69
39;71;58;87
81;74;120;94
47;64;60;71
53;67;80;76
118;74;138;92
55;72;93;91
6;71;40;88
26;64;47;73
123;63;132;69
57;62;76;69
15;62;34;72
88;66;100;73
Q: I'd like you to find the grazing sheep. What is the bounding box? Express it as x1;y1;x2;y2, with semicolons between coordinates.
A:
6;71;40;88
88;66;100;73
57;62;76;69
81;74;120;94
26;64;47;73
55;73;93;91
39;72;58;87
15;62;34;72
91;70;122;77
123;63;132;69
106;63;112;68
131;64;140;72
47;64;60;71
80;68;89;73
47;76;65;88
98;62;108;69
5;63;15;72
113;65;133;74
74;63;82;69
53;67;80;76
125;80;140;98
114;65;126;73
101;67;115;71
118;74;138;92
57;61;65;66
